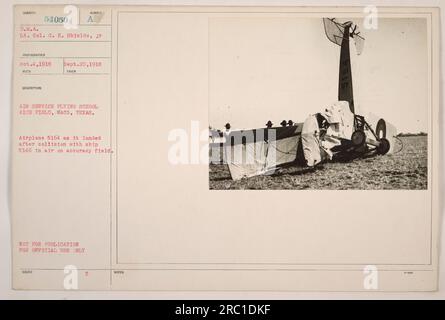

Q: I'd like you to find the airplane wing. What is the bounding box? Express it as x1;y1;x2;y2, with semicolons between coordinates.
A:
218;125;304;180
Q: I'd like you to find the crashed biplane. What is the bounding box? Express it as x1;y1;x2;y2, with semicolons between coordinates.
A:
209;18;397;180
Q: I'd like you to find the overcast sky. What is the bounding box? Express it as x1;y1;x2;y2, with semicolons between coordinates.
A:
209;17;428;134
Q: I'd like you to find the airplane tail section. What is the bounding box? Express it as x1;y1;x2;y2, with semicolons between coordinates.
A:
323;18;365;114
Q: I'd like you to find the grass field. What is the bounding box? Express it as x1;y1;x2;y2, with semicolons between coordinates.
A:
209;136;428;190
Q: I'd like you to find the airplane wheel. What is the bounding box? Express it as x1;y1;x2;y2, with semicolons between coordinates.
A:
351;130;366;147
377;138;390;155
376;119;387;139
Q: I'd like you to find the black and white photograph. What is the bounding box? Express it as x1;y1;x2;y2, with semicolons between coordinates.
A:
3;3;441;298
209;17;428;190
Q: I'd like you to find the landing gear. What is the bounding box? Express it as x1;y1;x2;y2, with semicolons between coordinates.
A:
329;116;392;162
351;130;366;147
377;138;390;155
